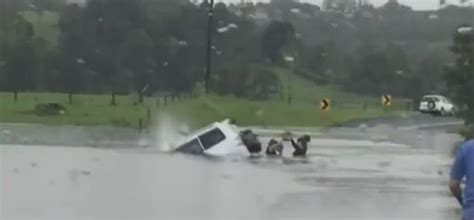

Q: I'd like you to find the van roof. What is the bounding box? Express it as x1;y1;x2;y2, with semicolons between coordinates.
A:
423;95;445;98
174;119;239;147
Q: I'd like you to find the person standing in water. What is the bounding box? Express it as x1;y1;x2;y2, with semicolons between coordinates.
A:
240;129;262;154
291;135;311;157
266;139;284;156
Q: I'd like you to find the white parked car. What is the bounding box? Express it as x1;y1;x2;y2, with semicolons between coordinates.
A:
173;119;250;156
419;95;456;116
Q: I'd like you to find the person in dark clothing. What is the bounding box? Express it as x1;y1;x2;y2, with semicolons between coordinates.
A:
266;139;284;156
291;135;311;157
240;129;262;154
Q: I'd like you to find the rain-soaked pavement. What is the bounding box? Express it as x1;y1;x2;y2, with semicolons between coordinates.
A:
0;113;466;220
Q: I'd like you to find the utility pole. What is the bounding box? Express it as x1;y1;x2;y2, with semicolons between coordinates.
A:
204;0;214;94
0;0;8;94
0;0;6;66
284;56;295;105
0;0;5;49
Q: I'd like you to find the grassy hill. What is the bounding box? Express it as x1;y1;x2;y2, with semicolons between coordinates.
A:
272;67;409;109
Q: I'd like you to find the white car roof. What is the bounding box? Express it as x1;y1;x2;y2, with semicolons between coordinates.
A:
174;119;240;147
423;95;447;99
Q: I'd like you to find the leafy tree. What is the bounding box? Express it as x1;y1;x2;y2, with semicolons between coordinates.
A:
4;42;37;100
262;20;295;63
56;3;90;102
416;53;445;94
31;37;55;91
31;0;65;18
145;1;207;94
297;45;331;84
120;29;155;103
60;0;148;104
0;12;36;100
211;63;279;100
345;43;391;95
445;26;474;124
2;0;473;103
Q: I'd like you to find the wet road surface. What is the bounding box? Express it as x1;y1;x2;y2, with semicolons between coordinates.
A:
343;113;463;130
0;113;465;220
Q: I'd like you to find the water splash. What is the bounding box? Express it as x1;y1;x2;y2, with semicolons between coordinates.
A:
151;113;189;152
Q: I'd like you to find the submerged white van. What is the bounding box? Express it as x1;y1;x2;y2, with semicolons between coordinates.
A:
174;119;250;156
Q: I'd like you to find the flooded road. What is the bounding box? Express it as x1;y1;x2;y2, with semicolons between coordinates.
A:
0;114;465;220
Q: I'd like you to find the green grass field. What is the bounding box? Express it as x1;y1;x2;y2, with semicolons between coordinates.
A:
159;95;404;128
0;91;406;129
0;93;151;127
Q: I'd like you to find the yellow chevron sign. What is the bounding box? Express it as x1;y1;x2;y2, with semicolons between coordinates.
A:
320;99;330;111
382;95;392;107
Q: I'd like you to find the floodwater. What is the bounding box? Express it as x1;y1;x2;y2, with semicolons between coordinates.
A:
0;116;465;220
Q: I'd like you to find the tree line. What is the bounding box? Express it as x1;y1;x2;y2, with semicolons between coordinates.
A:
0;0;473;102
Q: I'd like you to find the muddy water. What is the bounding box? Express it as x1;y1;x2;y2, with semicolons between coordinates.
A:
0;121;464;220
1;145;306;219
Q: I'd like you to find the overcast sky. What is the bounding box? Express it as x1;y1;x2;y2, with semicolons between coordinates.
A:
218;0;468;10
